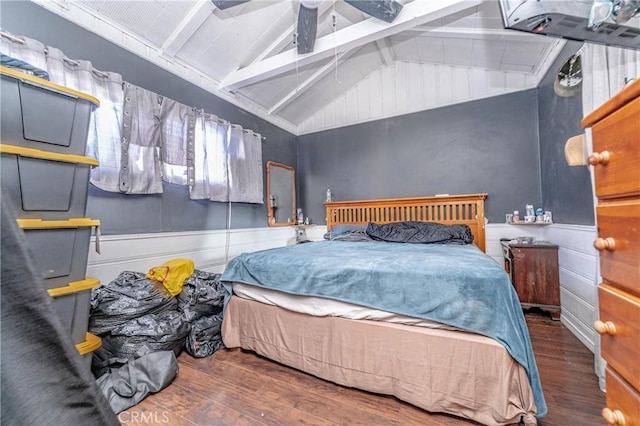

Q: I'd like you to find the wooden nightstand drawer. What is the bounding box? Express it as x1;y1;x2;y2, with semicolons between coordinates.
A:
591;96;640;199
596;201;640;296
604;367;640;426
597;284;640;392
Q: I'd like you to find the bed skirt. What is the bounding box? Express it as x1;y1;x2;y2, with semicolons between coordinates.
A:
222;296;538;425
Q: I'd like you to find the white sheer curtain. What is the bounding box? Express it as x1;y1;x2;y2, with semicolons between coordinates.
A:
581;43;640;115
160;98;195;187
44;47;125;192
190;111;230;201
580;42;639;392
228;127;263;204
0;30;48;75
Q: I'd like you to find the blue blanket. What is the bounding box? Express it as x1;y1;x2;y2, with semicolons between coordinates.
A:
222;240;546;417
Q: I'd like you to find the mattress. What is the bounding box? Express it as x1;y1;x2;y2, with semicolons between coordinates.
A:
233;282;457;330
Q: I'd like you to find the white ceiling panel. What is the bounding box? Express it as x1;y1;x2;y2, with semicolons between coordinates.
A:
502;41;548;68
78;0;194;47
36;0;576;134
442;38;474;66
414;37;446;63
279;45;382;123
470;39;507;69
389;35;419;60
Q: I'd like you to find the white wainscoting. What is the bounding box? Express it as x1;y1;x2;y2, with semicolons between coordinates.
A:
87;227;296;285
543;224;599;352
485;224;546;265
89;222;598;352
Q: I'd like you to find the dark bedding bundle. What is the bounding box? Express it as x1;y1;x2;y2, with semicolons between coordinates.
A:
89;271;177;335
366;221;474;245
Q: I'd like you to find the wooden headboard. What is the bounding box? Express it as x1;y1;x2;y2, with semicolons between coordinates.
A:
324;193;488;252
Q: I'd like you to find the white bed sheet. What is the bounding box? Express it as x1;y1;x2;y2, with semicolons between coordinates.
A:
232;282;458;330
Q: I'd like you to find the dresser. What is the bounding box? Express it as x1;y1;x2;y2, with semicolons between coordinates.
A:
582;78;640;426
502;241;560;320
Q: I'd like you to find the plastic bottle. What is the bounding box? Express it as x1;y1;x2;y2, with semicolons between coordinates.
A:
513;210;520;222
326;189;333;202
526;204;535;217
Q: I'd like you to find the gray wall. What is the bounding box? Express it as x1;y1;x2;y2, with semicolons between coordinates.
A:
2;2;595;233
297;90;543;225
297;43;596;227
0;1;297;234
537;41;595;225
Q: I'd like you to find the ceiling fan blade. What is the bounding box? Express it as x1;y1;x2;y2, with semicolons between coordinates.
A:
345;0;403;23
211;0;250;10
297;5;318;54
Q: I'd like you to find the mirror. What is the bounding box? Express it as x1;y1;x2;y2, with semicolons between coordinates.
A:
266;161;295;227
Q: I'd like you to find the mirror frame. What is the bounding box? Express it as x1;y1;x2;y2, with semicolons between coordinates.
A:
266;161;296;227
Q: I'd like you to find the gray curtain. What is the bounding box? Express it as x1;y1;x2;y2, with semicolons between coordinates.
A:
2;29;264;203
119;82;163;194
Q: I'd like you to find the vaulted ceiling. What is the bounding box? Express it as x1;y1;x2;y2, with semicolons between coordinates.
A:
32;0;568;134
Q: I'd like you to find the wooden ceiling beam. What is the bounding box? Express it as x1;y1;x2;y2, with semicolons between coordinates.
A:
221;0;482;91
160;0;214;58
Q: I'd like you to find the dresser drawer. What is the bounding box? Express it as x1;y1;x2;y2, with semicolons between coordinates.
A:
590;96;640;198
604;367;640;426
597;284;640;392
596;200;640;296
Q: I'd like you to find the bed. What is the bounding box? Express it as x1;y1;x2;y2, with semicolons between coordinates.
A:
221;194;545;425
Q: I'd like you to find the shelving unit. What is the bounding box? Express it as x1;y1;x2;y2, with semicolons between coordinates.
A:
1;66;102;371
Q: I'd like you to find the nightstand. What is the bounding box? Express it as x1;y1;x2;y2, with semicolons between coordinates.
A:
502;240;561;320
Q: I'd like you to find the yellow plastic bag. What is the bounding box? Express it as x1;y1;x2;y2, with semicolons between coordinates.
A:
146;258;195;296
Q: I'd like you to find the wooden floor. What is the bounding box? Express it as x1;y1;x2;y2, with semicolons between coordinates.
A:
123;313;605;425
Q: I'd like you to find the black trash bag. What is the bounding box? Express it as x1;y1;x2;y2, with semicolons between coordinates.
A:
176;270;224;323
185;312;225;358
92;310;189;378
89;271;177;336
96;345;179;414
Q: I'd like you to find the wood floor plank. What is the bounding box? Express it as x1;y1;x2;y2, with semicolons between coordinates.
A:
120;313;606;425
120;399;198;426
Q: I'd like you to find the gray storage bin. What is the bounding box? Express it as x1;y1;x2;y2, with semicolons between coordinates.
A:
17;218;100;290
48;277;100;344
1;145;97;219
1;66;99;156
76;333;102;373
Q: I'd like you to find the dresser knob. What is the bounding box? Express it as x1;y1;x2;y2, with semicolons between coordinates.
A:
594;237;616;251
602;407;626;425
588;151;611;166
594;320;617;335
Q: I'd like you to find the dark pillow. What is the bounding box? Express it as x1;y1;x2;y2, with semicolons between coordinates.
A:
323;224;367;240
366;221;474;245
